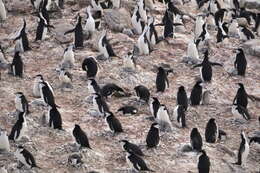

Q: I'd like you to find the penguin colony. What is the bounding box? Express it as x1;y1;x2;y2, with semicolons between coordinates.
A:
0;0;259;172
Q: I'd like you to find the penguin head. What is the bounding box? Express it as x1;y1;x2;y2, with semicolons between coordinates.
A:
192;127;198;133
14;92;24;98
195;80;203;87
35;74;44;82
235;48;243;54
199;150;207;156
208;118;215;124
74;124;81;130
104;111;113;118
119;140;128;144
39;81;47;89
237;83;244;89
151;97;159;103
159;104;167;111
88;79;96;86
178;86;185;92
17;145;24;152
151;122;159;129
157;66;164;73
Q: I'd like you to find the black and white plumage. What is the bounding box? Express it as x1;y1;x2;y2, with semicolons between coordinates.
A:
137;0;147;23
228;19;239;37
187;39;199;61
14;146;40;169
33;74;53;98
101;83;125;98
177;86;188;111
149;97;160;118
0;130;10;152
134;85;150;103
98;30;116;59
35;12;54;41
234;48;247;76
195;15;205;40
239;26;255;40
146;122;160;148
216;24;229;43
84;6;95;34
88;79;101;94
156;67;169;92
104;111;123;133
190;128;203;151
92;93;109;116
11;51;23;78
14;19;31;52
9;112;27;141
190;80;203;106
64;15;83;48
173;105;186;128
231;104;251;120
126;152;154;172
233;83;248;108
235;131;250;166
14;92;29;114
39;81;57;107
146;17;158;46
196;23;210;45
47;106;63;130
117;106;138;115
137;27;151;55
61;45;75;69
197;150;210;173
72;124;91;149
123;51;136;70
119;140;144;156
131;6;145;35
214;9;227;27
0;0;6;21
156;104;173;131
205;118;218;143
249;136;260;145
68;153;83;167
193;50;222;82
59;69;73;88
82;56;98;78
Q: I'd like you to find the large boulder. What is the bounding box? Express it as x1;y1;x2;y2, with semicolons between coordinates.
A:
245;0;260;10
242;39;260;57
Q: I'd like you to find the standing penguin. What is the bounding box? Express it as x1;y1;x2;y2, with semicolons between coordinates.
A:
0;130;10;152
104;111;123;133
134;85;150;103
9;112;27;141
156;104;173;131
59;68;73;88
82;56;98;78
231;104;251;120
229;19;239;37
233;83;248;108
35;12;54;41
100;83;125;98
195;15;205;40
98;30;117;59
123;51;136;70
73;124;91;149
0;0;6;22
137;0;147;23
137;27;151;55
14;19;31;52
190;80;203;106
33;74;54;98
88;79;101;94
11;51;23;78
146;122;160;148
146;17;158;46
235;131;250;166
14;92;29;114
187;38;200;61
119;140;144;156
205;118;219;143
131;6;145;35
61;45;75;69
84;6;95;35
197;150;210;173
149;97;160;118
177;86;188;111
125;152;154;172
64;14;83;48
193;50;222;82
14;146;40;169
173;105;186;128
239;26;255;40
190;128;203;151
234;48;247;76
156;67;169;93
39;81;57;107
48;106;63;130
92;93;109;116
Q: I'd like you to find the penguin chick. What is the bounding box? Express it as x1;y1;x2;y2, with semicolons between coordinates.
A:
61;45;75;69
59;69;73;88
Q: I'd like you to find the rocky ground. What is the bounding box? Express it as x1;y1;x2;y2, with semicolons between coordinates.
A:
0;0;259;173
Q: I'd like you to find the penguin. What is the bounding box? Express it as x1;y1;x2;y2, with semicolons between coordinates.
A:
205;118;219;143
123;51;136;70
126;152;154;172
88;79;101;94
156;104;173;131
117;106;138;115
177;86;188;111
91;0;103;11
231;104;251;120
187;38;200;61
137;0;147;23
214;9;227;27
131;6;145;35
68;153;83;167
98;30;117;59
190;128;203;151
197;150;210;173
119;140;144;156
206;12;216;28
137;27;151;55
39;0;50;24
201;90;211;105
208;0;220;14
64;14;83;48
33;74;54;98
0;0;6;22
0;130;10;152
104;111;123;133
9;112;27;141
72;124;91;149
228;19;239;37
82;56;98;78
100;83;125;98
14;92;29;114
31;0;42;11
239;26;255;40
47;106;63;130
11;51;23;78
234;48;247;76
196;0;209;9
216;24;229;43
146;122;160;148
134;85;150;103
35;12;54;41
196;23;210;45
146;17;159;46
249;136;260;145
84;6;95;35
59;69;73;88
190;80;203;106
195;15;205;40
193;50;222;82
14;146;40;169
61;45;75;69
156;67;169;93
39;81;57;107
14;19;31;52
161;9;174;38
92;93;109;116
233;83;248;108
173;105;186;128
235;131;250;166
149;97;160;118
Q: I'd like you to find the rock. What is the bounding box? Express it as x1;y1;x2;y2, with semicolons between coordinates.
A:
8;0;31;14
245;0;260;10
122;28;134;37
242;39;260;57
120;0;136;13
89;31;102;51
237;17;248;27
68;153;83;167
104;8;132;32
75;0;91;7
53;23;74;44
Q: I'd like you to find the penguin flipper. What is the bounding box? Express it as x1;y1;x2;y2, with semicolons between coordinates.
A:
64;29;75;35
210;62;223;66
